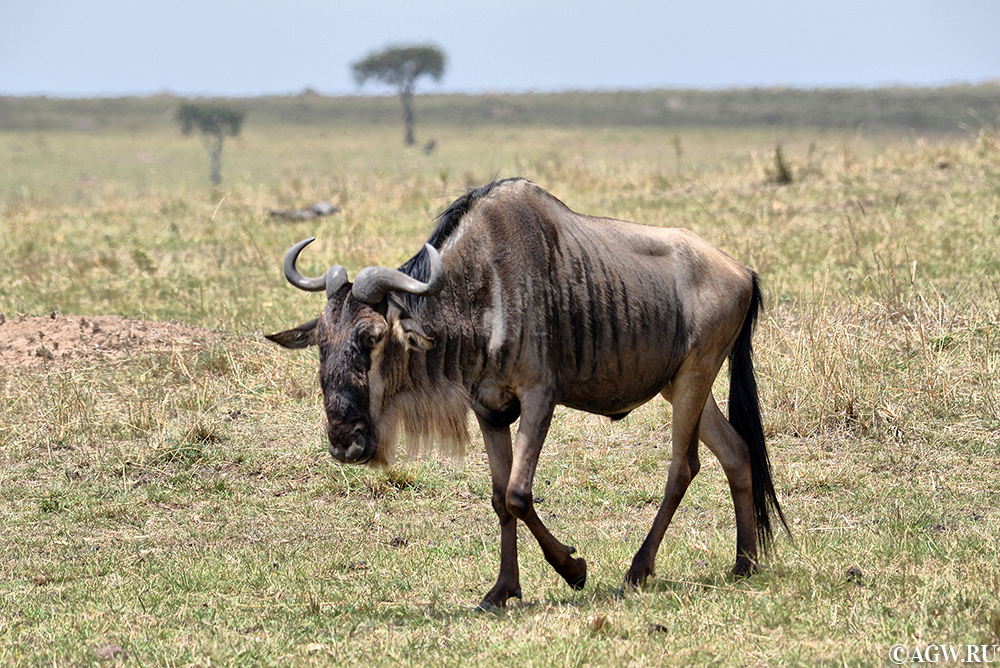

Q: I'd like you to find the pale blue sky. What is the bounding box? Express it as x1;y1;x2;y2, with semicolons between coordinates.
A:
3;0;998;97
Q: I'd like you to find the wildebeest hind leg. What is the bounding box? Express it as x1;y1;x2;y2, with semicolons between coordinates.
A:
624;382;706;589
698;394;758;576
476;417;522;611
506;388;587;590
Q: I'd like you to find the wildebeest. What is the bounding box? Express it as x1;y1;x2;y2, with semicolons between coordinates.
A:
267;177;787;610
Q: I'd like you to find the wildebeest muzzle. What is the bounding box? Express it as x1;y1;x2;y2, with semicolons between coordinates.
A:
326;420;377;464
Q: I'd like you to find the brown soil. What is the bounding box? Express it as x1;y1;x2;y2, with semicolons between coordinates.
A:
0;313;216;370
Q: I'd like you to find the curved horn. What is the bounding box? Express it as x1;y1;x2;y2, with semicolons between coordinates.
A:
351;244;446;304
282;238;349;300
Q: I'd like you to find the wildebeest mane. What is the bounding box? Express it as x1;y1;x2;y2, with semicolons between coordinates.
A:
398;178;515;281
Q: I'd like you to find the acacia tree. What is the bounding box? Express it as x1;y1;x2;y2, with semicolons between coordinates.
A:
351;44;445;146
177;103;244;186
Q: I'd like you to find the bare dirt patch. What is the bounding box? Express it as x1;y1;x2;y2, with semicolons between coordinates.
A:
0;313;216;370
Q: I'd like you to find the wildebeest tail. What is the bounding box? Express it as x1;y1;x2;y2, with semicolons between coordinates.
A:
727;274;788;553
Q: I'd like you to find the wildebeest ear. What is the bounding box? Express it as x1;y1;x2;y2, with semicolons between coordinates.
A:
396;318;435;351
264;319;319;349
385;299;434;350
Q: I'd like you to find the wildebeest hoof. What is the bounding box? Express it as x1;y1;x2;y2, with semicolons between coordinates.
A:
617;582;641;599
732;557;759;578
476;582;522;612
622;563;651;591
475;600;502;614
563;558;587;590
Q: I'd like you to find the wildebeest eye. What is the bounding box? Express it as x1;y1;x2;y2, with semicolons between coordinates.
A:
355;321;387;351
356;330;376;350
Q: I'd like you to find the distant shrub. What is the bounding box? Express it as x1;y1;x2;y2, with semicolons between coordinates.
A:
177;103;244;186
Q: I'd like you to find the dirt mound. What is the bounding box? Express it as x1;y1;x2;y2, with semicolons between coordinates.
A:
0;313;216;370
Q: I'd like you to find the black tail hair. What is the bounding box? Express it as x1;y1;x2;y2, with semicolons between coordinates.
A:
727;274;789;552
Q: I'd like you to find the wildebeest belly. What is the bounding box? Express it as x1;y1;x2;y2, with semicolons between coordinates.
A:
559;365;675;419
552;284;687;418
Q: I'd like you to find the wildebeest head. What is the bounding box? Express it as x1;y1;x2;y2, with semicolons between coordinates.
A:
266;238;445;465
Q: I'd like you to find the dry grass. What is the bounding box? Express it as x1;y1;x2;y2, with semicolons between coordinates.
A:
1;108;999;666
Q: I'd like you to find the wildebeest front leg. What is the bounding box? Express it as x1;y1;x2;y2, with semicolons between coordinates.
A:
476;416;522;611
506;388;587;590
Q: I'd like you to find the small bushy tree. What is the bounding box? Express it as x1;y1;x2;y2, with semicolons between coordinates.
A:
177;103;244;186
351;45;445;146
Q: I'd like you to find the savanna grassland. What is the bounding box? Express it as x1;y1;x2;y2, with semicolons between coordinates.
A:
1;90;999;667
